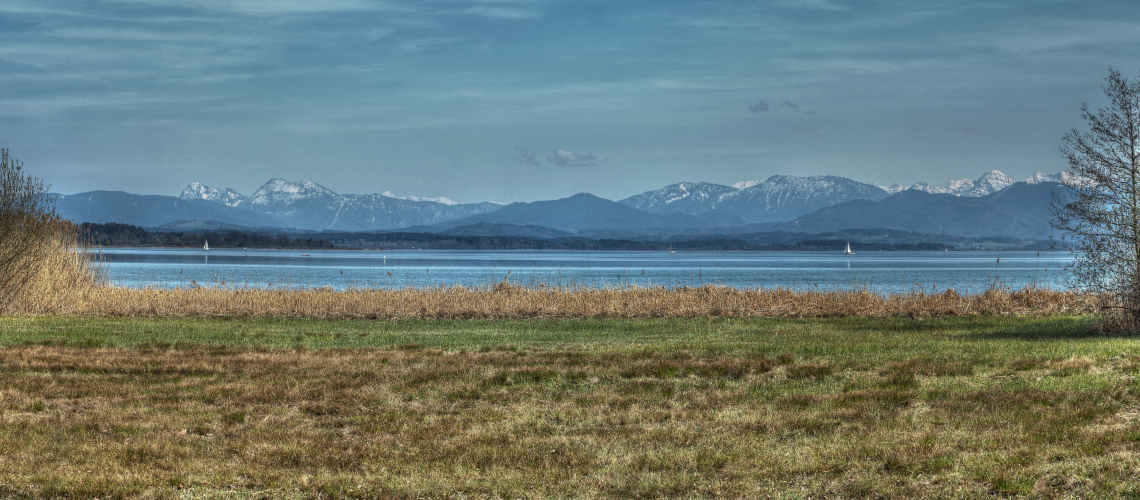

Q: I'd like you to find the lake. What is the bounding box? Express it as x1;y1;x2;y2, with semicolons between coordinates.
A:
98;248;1073;293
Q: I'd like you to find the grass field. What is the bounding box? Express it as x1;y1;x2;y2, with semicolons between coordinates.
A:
2;315;1140;498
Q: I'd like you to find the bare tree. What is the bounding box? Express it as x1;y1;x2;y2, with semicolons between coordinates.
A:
0;148;63;312
1052;68;1140;330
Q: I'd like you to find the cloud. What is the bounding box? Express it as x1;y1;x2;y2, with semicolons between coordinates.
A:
957;124;981;134
393;37;465;55
780;101;799;111
775;0;847;11
101;0;386;15
513;147;540;166
804;110;815;115
461;6;544;19
792;125;825;136
748;100;769;113
547;149;597;167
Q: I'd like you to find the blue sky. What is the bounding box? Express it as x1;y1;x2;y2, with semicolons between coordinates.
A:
1;1;1138;203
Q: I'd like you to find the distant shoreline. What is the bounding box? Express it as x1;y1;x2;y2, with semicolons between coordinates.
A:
79;222;1054;252
94;245;1050;252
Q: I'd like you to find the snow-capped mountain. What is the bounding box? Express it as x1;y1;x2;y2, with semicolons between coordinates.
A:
880;170;1064;197
619;182;741;216
620;175;890;223
380;191;457;205
908;170;1015;197
180;179;501;231
180;182;248;208
720;175;891;223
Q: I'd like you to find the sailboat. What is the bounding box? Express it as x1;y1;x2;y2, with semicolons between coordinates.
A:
668;243;675;254
203;240;209;251
843;242;854;255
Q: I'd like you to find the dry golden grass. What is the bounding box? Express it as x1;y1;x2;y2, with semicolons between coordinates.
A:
1;324;1139;499
12;281;1098;319
7;228;106;315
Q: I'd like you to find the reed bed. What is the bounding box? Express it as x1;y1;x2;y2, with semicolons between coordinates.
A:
7;230;106;316
12;280;1097;319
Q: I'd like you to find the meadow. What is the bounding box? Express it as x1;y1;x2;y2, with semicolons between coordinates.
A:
2;315;1140;499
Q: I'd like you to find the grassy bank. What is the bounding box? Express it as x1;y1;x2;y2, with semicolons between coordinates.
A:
2;315;1140;498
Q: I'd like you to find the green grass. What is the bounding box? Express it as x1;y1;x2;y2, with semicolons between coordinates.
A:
2;315;1140;498
0;314;1116;354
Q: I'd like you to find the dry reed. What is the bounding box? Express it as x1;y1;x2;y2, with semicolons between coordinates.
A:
13;279;1098;319
8;226;105;315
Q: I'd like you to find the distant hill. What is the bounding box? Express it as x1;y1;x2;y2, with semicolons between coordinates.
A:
439;223;574;239
53;191;286;228
425;193;734;232
768;181;1063;238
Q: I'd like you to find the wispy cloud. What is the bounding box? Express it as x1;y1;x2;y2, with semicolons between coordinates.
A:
748;100;769;113
547;149;597;167
101;0;391;15
0;93;222;116
461;6;543;19
780;101;799;111
775;0;847;11
513;147;540;166
393;37;466;55
792;125;825;136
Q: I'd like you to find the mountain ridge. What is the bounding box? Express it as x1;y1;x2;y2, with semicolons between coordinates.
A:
179;178;502;231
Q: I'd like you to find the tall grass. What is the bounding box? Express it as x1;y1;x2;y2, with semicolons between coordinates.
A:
11;279;1097;319
7;224;106;315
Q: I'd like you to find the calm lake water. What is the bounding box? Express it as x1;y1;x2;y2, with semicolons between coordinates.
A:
99;248;1073;293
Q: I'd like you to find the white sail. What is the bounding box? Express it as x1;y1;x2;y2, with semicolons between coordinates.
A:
843;242;854;255
203;240;209;250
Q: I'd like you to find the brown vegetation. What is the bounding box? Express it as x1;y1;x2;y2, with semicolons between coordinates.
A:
11;280;1098;319
7;225;106;315
2;338;1138;498
0;149;94;312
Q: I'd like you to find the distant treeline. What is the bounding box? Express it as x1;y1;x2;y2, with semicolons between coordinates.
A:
77;222;1044;251
318;232;956;251
79;223;335;249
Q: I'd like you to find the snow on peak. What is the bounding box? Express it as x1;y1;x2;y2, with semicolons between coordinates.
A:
908;181;951;195
1025;171;1064;184
945;178;974;191
249;178;339;206
380;191;458;205
179;182;247;208
878;183;906;194
898;170;1015;197
731;180;761;189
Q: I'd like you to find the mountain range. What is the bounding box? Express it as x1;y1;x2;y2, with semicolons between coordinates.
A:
178;178;501;231
52;170;1070;241
756;181;1059;238
878;170;1068;197
427;180;1062;240
619;175;891;222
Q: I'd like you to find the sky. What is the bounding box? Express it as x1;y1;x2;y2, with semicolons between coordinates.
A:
1;1;1139;204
